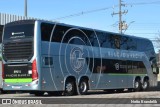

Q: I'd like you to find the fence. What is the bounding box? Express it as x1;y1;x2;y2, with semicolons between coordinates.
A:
0;13;37;25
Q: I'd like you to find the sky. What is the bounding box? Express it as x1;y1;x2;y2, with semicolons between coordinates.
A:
1;0;160;52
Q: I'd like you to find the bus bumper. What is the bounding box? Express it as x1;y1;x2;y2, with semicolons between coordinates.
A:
2;79;40;91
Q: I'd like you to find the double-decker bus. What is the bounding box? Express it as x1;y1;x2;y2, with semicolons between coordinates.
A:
2;20;159;96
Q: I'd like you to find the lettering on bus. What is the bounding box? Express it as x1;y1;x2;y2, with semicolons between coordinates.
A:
11;32;25;39
6;74;31;78
114;63;138;71
106;51;143;59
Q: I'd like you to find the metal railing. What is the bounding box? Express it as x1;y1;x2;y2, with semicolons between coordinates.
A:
0;12;36;25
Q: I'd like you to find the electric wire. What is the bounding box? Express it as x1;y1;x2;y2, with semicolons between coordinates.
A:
52;1;160;21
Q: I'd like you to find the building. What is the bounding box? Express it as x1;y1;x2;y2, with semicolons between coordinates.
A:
0;12;42;40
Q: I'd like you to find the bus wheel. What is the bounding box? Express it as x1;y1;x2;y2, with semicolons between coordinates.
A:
0;89;7;94
106;89;115;93
116;89;124;93
134;79;141;92
0;89;2;94
142;79;149;91
64;79;75;96
48;91;63;96
78;79;88;95
128;88;134;92
34;92;44;96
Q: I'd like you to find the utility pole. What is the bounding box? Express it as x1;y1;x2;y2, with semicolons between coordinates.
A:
119;0;122;34
24;0;27;17
112;0;128;34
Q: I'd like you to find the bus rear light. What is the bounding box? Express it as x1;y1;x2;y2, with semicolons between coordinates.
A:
32;59;38;80
2;62;4;79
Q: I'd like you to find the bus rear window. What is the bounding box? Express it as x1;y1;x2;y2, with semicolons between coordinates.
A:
3;24;34;40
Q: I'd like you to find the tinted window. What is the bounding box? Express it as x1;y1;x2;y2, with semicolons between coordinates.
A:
87;33;95;46
95;32;107;47
120;36;137;50
44;57;53;66
52;25;70;43
101;34;111;48
41;23;53;41
127;38;137;50
0;25;3;43
107;34;121;49
70;38;85;45
87;58;146;74
41;23;94;46
121;36;128;50
41;23;145;52
142;40;155;59
4;24;34;40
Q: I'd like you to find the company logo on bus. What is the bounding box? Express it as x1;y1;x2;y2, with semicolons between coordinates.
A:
115;63;119;70
70;47;85;72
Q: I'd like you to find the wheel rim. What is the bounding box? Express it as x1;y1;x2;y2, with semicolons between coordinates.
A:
143;81;148;89
80;82;87;92
66;83;73;92
135;81;139;89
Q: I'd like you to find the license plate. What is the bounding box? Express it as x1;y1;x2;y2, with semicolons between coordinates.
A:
12;86;22;89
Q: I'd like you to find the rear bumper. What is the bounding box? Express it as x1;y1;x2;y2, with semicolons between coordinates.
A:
3;79;40;91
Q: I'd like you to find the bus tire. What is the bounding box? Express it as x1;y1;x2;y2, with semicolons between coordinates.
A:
134;79;142;92
0;89;2;94
1;90;8;94
48;91;63;96
116;89;124;93
0;89;7;94
128;88;134;92
78;79;88;95
34;92;44;96
64;79;75;96
142;79;149;91
107;89;115;93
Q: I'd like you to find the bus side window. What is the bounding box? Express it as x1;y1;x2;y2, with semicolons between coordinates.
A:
43;57;53;66
121;36;128;50
128;38;137;51
41;23;53;41
108;34;121;49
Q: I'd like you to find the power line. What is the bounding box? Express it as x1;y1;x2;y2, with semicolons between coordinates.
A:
53;7;112;21
126;0;160;6
130;33;159;35
52;1;160;21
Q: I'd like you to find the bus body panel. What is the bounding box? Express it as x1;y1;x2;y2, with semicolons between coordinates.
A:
2;20;158;93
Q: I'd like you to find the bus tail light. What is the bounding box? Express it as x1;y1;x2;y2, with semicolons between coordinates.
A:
32;59;38;80
2;62;4;79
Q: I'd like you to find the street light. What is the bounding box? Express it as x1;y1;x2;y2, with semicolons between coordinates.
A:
24;0;27;17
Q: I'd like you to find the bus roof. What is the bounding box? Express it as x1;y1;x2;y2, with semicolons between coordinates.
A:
5;19;151;42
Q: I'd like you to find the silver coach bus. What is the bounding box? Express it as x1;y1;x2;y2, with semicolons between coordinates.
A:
2;20;159;96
